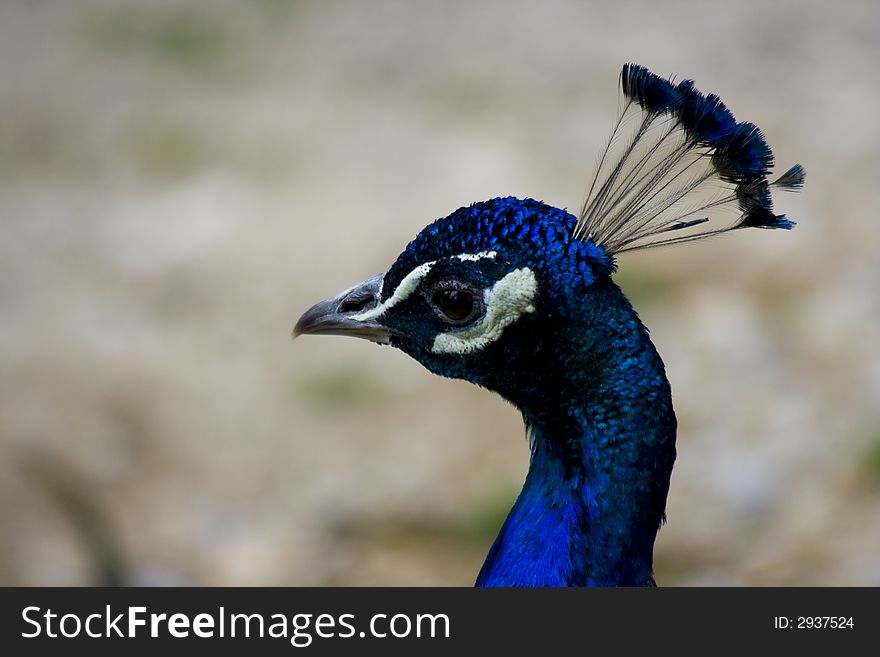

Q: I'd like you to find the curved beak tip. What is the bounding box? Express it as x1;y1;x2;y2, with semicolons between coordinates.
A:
292;273;390;344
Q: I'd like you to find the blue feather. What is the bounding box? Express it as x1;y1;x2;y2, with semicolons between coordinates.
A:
620;63;682;113
675;81;737;146
773;164;807;190
713;122;775;182
665;217;710;232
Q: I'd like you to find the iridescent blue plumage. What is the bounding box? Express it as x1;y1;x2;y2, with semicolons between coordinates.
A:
294;65;803;586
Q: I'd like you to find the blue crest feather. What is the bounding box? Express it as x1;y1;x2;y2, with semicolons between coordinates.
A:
676;82;737;146
713;122;775;182
772;164;806;190
577;64;803;253
620;64;682;112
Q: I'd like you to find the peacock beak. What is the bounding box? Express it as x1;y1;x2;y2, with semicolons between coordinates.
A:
293;273;392;344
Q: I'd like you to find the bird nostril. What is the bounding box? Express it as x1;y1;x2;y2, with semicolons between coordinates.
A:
338;293;375;315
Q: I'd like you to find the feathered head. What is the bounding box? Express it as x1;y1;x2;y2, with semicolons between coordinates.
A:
294;64;804;392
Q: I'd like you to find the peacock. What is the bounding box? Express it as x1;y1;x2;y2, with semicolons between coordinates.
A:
294;64;804;587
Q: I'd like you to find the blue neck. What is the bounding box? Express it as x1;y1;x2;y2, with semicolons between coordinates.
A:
475;281;677;587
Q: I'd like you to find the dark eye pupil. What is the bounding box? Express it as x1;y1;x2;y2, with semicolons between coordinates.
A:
434;289;474;322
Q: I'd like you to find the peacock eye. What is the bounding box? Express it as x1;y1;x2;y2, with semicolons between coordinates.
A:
431;287;479;324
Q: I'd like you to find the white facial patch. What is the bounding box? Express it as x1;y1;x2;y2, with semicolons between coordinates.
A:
351;250;497;323
456;250;497;262
431;267;538;355
351;261;434;322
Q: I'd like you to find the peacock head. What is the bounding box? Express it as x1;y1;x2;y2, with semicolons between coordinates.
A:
294;197;613;397
295;64;803;406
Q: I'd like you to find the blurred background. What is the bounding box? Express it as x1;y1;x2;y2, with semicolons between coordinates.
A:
1;0;878;586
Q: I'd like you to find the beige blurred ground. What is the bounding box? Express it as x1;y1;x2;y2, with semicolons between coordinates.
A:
1;0;878;586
